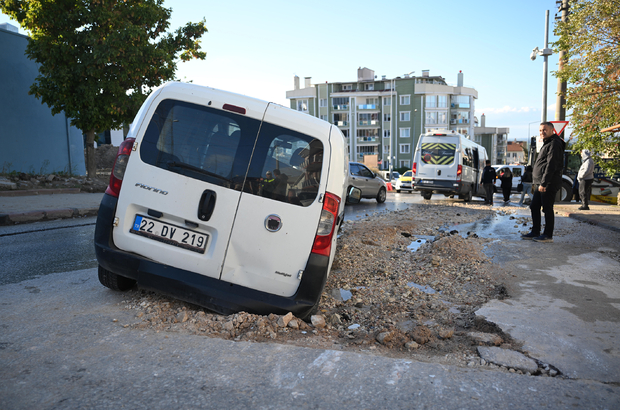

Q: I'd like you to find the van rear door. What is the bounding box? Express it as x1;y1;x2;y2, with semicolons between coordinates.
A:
220;104;330;297
111;89;267;281
417;136;459;182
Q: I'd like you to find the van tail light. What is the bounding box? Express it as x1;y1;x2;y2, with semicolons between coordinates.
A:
105;137;136;198
456;164;462;182
311;192;341;257
412;162;417;177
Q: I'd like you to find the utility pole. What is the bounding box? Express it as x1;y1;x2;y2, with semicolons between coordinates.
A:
555;0;569;129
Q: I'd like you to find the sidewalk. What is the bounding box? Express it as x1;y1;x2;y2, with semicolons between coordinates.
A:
0;189;103;225
1;189;620;232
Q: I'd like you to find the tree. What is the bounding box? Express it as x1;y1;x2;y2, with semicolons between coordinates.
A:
0;0;207;177
554;0;620;176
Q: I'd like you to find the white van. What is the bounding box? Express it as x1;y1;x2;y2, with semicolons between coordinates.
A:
95;82;358;319
412;131;488;202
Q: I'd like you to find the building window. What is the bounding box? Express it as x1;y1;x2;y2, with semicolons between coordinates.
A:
383;129;390;138
385;82;392;90
438;95;447;108
426;95;437;108
364;83;374;91
425;112;437;124
366;98;378;106
438;111;447;124
399;144;410;154
296;100;308;113
332;97;349;110
320;115;327;122
319;99;327;107
341;129;350;138
400;95;410;105
451;111;470;124
399;160;410;168
383;144;389;153
333;113;348;126
384;113;391;122
400;111;410;121
342;84;353;91
383;97;391;106
357;129;379;138
358;113;379;126
451;95;470;109
400;128;410;138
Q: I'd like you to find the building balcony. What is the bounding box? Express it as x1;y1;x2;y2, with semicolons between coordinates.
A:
358;104;377;110
358;120;379;126
333;105;349;110
357;137;379;143
450;119;470;125
335;121;349;127
450;103;470;109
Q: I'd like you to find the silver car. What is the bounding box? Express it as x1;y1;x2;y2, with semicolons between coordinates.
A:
347;162;387;203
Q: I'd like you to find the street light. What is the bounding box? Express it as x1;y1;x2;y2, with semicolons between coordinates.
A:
531;10;554;123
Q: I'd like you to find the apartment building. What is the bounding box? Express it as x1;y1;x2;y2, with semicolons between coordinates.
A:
473;113;510;165
286;67;479;171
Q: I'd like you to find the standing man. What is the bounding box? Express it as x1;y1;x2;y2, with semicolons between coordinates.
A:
481;160;496;205
522;122;565;243
577;149;594;210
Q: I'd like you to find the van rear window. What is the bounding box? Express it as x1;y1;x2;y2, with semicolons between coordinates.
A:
420;142;456;165
139;99;322;207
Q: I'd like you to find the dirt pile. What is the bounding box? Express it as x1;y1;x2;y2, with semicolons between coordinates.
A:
118;202;523;368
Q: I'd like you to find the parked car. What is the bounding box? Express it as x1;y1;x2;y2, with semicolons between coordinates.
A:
347;162;387;203
493;164;524;193
394;170;414;193
94;82;361;320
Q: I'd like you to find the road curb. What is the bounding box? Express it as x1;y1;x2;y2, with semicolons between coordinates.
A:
0;207;99;226
556;209;620;234
0;188;82;197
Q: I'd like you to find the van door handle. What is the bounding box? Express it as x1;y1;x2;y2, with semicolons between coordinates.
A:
198;190;217;221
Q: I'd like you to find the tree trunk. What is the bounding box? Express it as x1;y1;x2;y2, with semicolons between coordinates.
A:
85;129;97;179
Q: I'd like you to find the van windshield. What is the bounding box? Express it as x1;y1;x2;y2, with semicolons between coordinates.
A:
420;142;456;165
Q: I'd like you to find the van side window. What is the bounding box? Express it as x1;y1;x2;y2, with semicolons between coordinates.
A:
246;122;324;207
140;99;258;188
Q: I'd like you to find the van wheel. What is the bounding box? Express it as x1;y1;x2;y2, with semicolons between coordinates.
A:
376;187;387;203
98;265;136;291
422;191;432;200
560;180;572;202
396;189;401;193
460;190;473;202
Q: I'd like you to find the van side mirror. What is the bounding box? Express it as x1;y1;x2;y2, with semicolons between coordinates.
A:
347;186;362;204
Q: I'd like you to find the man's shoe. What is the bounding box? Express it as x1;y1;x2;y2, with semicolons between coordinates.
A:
521;232;539;240
578;206;589;210
533;234;553;243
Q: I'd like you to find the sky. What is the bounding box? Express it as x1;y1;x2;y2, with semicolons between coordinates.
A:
1;0;568;142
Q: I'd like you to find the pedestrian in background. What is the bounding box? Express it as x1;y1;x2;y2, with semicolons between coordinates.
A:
518;165;533;207
577;149;595;210
500;167;513;203
481;160;496;205
522;122;565;243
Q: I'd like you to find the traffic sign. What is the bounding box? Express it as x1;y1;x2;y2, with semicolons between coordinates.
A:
550;120;569;136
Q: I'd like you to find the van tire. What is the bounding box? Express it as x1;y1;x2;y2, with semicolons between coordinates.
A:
460;190;472;202
376;187;387;203
560;180;572;202
98;265;136;291
422;191;432;200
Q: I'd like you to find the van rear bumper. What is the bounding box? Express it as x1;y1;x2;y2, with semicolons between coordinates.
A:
94;193;328;318
414;178;463;193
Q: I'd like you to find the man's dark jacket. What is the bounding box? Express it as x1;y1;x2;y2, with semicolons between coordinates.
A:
481;165;496;184
533;134;565;189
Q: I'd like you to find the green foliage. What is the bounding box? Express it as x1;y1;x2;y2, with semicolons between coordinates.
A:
554;0;620;175
1;0;207;176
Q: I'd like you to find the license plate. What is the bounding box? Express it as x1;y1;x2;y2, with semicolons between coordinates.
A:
130;215;208;254
422;180;432;184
